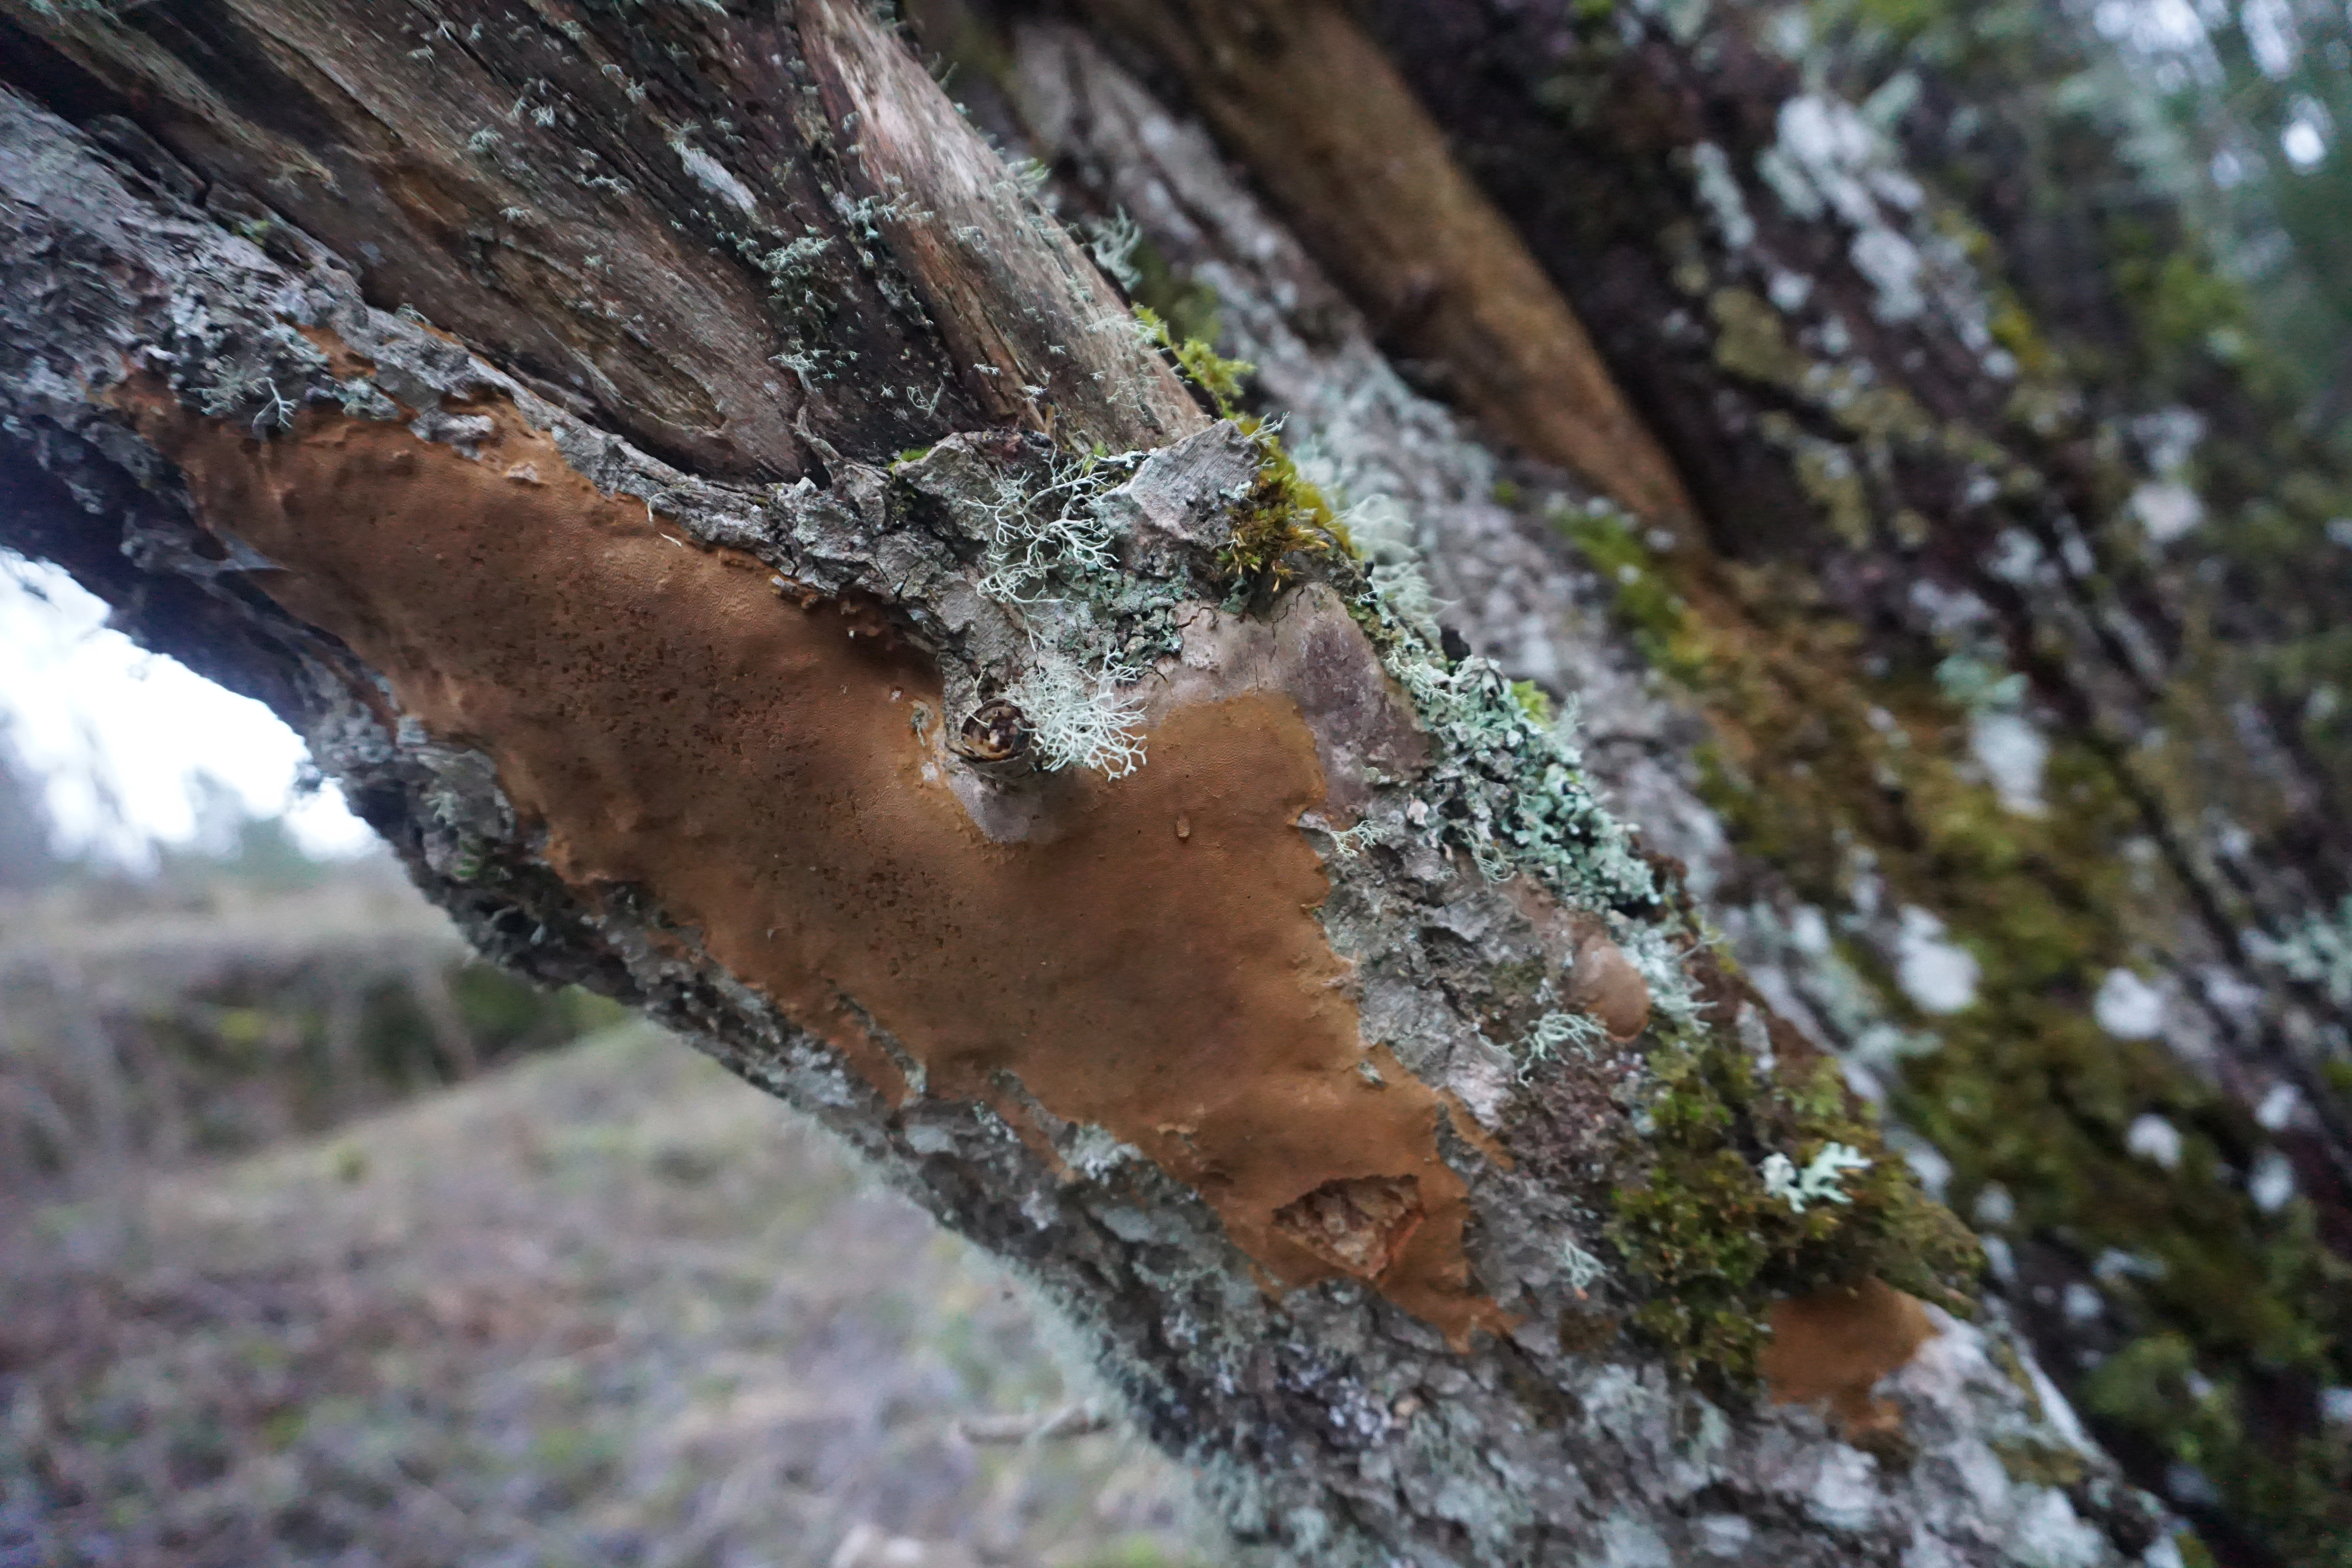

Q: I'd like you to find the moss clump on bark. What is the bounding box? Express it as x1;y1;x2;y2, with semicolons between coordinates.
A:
1218;432;1347;590
1610;1015;1980;1379
1134;305;1252;420
1134;309;1357;591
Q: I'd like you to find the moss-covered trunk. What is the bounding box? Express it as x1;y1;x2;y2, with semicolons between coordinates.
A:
975;2;2352;1561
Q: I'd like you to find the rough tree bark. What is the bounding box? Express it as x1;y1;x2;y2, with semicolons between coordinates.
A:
0;1;2342;1564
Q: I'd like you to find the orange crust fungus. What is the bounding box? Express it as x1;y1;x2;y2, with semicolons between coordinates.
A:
109;377;1511;1346
1564;932;1651;1044
1760;1278;1939;1438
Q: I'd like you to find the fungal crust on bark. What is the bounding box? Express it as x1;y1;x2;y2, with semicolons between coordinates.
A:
104;368;1509;1345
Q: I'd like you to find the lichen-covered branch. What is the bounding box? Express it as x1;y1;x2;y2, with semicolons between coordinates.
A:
0;3;2194;1563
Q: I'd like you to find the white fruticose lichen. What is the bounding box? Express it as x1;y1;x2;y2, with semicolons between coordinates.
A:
1081;210;1144;293
1364;558;1445;646
1761;1142;1871;1213
759;234;831;304
1520;1009;1611;1076
915;442;1185;780
1559;1237;1611;1295
971;450;1138;604
1327;814;1400;860
1614;919;1709;1031
1274;453;1706;1043
1007;650;1148;779
198;365;296;433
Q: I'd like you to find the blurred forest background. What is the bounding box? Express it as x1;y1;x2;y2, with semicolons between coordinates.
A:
2094;0;2352;435
1;0;2348;1563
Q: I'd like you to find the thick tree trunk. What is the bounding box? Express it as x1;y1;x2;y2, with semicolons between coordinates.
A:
1;1;2338;1563
981;4;2352;1562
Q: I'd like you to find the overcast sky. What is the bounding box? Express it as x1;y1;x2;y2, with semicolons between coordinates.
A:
0;555;375;864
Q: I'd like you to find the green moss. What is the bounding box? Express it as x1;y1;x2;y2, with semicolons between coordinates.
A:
1125;328;1338;596
1609;1024;1980;1379
1991;1434;2090;1490
1556;506;1703;680
1133;305;1252;421
2084;1334;2352;1568
2114;241;2254;365
1128;306;1359;588
1706;30;2352;1553
1218;424;1347;588
1766;414;1875;547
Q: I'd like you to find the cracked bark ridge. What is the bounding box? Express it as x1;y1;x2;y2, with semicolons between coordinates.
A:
797;0;1199;450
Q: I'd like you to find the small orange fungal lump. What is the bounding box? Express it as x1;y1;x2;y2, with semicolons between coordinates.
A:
1566;932;1651;1044
112;376;1512;1347
1760;1278;1939;1437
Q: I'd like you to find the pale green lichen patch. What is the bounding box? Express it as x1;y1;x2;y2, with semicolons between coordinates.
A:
1365;630;1660;912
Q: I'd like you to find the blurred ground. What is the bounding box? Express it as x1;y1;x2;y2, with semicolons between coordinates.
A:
0;1023;1203;1568
0;847;621;1182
